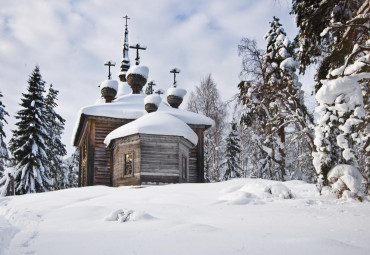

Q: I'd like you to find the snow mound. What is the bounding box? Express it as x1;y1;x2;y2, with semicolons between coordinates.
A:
266;183;294;199
328;164;363;199
144;94;162;106
104;112;199;146
104;209;155;223
219;182;293;204
167;87;187;98
100;80;118;91
126;65;149;79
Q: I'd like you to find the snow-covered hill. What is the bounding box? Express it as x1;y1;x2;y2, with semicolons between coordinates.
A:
1;179;370;255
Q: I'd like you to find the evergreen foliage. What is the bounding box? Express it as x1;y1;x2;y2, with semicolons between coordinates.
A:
9;66;52;194
292;0;369;191
0;91;9;179
45;84;67;190
238;17;315;181
65;149;79;188
223;123;241;180
187;74;227;182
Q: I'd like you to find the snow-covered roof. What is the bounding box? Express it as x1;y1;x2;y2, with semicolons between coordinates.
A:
72;93;214;145
104;112;198;146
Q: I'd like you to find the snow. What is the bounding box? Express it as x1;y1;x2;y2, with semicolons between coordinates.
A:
328;164;363;196
1;179;370;255
115;82;131;97
126;65;149;79
104;112;198;146
144;94;161;106
100;80;118;91
167;87;187;98
280;57;298;70
316;74;368;106
72;94;214;145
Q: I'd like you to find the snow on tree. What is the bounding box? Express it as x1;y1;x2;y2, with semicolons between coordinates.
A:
328;164;364;201
222;122;241;180
64;149;79;188
45;84;67;190
9;66;52;194
358;80;370;194
0;167;15;197
0;91;9;179
292;0;370;192
238;17;315;181
187;74;227;182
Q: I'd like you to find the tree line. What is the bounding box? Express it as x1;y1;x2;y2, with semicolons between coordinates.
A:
187;1;369;197
0;66;78;196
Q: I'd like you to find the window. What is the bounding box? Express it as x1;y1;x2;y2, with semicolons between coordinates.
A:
124;152;134;176
182;156;187;181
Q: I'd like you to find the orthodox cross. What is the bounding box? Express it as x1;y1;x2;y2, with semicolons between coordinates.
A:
170;68;181;87
123;15;130;28
104;60;116;80
129;43;147;65
147;81;156;94
155;89;164;95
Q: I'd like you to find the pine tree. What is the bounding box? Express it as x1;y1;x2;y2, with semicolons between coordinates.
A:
223;123;241;180
292;0;369;191
0;92;9;179
45;84;67;190
187;74;227;182
9;66;52;194
238;17;315;181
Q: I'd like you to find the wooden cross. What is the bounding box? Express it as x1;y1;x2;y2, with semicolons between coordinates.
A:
104;60;116;80
129;43;147;65
147;81;156;94
123;15;130;28
170;68;181;87
155;89;164;95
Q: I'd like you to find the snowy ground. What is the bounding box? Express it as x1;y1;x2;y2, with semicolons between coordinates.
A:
0;179;370;255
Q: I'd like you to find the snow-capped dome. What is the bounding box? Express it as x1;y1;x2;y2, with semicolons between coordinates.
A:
144;94;162;106
167;87;187;98
101;80;118;91
104;112;198;146
126;65;149;79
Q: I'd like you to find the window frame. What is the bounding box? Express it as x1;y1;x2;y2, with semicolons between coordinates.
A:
123;151;134;177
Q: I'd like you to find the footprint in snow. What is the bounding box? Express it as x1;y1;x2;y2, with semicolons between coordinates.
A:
104;209;155;223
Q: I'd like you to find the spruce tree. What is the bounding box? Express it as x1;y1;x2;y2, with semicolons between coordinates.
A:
292;0;369;191
9;66;52;194
238;18;315;181
45;84;67;190
262;16;314;180
223;123;241;180
0;92;9;179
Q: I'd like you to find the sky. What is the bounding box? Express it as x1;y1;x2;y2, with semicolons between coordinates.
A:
0;0;315;155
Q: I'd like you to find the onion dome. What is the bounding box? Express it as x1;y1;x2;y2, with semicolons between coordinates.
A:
100;80;118;103
167;87;187;108
144;94;162;113
126;65;149;94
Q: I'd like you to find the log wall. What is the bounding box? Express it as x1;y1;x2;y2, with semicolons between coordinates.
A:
112;135;141;186
76;115;209;187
